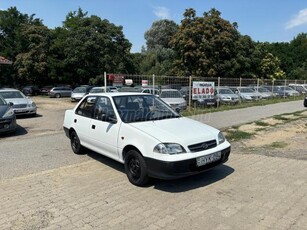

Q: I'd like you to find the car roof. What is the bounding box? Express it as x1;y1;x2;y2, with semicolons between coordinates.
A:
87;92;148;97
161;89;179;92
0;88;20;92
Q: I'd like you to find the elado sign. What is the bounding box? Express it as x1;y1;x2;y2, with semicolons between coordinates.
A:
192;81;215;98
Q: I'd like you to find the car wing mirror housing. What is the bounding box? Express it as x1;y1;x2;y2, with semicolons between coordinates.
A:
106;115;117;124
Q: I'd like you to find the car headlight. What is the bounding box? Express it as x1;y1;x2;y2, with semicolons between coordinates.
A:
28;102;36;108
3;107;14;118
218;132;225;144
153;143;186;154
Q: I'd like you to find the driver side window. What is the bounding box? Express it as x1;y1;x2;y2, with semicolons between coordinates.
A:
94;97;115;122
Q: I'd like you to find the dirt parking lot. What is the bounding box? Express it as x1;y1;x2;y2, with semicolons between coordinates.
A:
0;97;306;229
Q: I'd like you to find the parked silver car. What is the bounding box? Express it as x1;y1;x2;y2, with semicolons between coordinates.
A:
71;86;93;102
160;89;187;111
253;87;275;99
49;87;72;98
215;87;240;104
0;88;37;116
232;87;262;101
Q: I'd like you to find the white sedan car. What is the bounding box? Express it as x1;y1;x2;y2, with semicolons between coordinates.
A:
63;93;231;186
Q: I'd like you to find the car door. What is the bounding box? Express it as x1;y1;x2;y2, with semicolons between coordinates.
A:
74;96;97;147
88;96;121;161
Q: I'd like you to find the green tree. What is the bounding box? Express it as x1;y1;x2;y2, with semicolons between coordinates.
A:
141;19;178;75
58;8;136;84
171;8;240;77
0;7;42;86
260;53;285;80
14;24;51;85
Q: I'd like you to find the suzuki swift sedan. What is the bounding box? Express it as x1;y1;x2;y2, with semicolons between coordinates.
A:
63;93;231;186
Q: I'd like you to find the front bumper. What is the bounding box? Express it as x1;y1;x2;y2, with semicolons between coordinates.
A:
13;108;36;116
0;117;17;134
145;146;231;180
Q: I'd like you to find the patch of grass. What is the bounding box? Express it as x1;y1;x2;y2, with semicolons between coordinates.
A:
225;130;254;142
182;97;305;117
255;128;266;132
273;115;290;121
254;120;270;126
267;141;288;148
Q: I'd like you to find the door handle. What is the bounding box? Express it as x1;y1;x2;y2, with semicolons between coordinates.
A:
91;124;96;129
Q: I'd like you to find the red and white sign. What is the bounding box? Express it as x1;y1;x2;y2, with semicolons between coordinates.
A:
192;81;215;98
142;80;148;87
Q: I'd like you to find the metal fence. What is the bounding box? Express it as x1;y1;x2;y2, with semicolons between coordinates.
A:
106;73;307;89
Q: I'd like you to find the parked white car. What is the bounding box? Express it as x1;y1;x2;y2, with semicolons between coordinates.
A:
63;93;231;186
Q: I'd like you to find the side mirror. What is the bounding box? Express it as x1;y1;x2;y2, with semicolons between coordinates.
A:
9;102;14;106
106;115;117;124
175;108;181;114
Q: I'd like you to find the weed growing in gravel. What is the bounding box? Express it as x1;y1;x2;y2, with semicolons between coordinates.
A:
225;130;254;142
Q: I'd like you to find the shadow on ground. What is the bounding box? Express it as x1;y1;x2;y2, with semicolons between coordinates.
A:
87;150;234;192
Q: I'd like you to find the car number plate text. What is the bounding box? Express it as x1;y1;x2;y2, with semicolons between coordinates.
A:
196;151;221;167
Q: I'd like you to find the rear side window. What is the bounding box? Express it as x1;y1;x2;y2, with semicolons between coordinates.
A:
76;96;97;118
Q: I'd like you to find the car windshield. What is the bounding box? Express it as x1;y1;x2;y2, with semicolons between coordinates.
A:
239;88;254;93
257;88;270;93
160;90;182;98
280;86;293;91
113;95;180;123
0;96;6;105
220;89;234;94
73;87;86;93
0;91;24;99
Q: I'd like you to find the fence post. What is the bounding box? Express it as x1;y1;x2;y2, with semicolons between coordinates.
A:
153;74;155;94
189;76;192;111
257;78;260;92
284;79;287;98
104;72;107;92
239;78;242;87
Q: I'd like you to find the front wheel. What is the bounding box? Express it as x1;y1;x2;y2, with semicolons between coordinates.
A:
70;130;84;154
124;150;149;186
55;93;61;98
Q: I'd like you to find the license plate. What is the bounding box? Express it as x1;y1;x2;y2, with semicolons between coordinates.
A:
196;151;221;167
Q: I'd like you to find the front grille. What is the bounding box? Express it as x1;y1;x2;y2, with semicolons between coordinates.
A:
188;140;217;152
13;104;27;108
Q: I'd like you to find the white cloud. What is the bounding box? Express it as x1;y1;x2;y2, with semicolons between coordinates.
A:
286;8;307;30
153;6;171;20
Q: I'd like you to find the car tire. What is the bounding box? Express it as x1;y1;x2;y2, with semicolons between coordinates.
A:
304;99;307;107
70;131;84;154
124;150;149;186
55;93;61;98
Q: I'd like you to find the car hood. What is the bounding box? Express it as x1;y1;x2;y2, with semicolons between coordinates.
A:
219;94;239;98
161;98;186;104
0;105;9;117
129;117;218;146
71;93;85;97
4;98;31;105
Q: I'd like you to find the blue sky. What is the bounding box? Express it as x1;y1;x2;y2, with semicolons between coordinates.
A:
1;0;307;53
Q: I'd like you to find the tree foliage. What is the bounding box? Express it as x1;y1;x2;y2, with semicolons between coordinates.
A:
0;7;306;87
170;8;241;77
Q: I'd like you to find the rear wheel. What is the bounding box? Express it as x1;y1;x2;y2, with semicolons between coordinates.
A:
70;131;84;154
124;150;149;186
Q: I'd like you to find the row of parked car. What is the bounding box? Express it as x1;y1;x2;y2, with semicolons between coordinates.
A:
47;84;306;111
0;87;37;134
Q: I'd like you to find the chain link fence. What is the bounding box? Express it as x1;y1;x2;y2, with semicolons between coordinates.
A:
103;73;306;108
